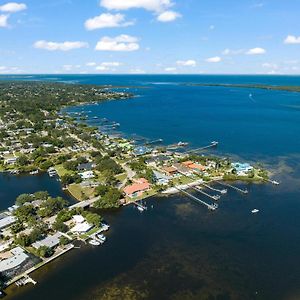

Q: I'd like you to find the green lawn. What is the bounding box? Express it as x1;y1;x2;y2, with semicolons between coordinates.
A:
67;183;95;201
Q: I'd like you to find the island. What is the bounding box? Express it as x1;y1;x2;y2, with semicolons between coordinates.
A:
0;81;272;293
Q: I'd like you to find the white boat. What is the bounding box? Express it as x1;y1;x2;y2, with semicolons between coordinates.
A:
137;206;145;212
89;239;100;246
96;234;106;242
29;170;39;175
251;209;259;214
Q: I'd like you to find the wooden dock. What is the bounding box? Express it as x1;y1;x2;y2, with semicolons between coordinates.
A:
176;187;218;210
216;181;248;194
200;183;227;194
187;141;218;153
192;186;221;200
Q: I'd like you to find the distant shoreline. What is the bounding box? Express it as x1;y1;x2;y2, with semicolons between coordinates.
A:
183;83;300;93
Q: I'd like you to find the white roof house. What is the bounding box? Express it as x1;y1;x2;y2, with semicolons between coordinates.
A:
0;216;17;230
79;171;94;180
70;222;93;233
0;247;29;272
32;232;62;249
73;215;85;224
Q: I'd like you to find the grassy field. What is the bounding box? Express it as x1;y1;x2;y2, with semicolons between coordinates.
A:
54;164;72;177
67;183;95;201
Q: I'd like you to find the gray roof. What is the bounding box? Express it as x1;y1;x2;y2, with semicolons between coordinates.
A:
32;232;62;249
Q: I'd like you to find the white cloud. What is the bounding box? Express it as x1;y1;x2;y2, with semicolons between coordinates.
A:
246;47;266;55
209;25;215;30
62;64;81;71
176;60;196;67
130;68;146;74
85;13;134;30
95;34;139;51
0;2;27;13
164;67;176;72
222;48;244;55
157;10;181;22
86;62;97;67
0;65;23;73
94;62;122;72
0;14;9;27
262;62;278;69
101;62;122;67
34;40;89;51
206;56;222;63
100;0;173;13
284;35;300;45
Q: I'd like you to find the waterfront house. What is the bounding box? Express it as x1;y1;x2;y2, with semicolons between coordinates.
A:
231;162;253;176
71;215;93;233
0;247;29;273
123;178;150;198
32;232;63;250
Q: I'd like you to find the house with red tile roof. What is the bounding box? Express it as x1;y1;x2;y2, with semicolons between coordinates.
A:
123;178;150;198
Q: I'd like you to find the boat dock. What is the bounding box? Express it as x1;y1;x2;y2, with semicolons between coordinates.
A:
200;183;227;194
133;201;147;211
192;186;220;200
216;181;248;194
267;179;280;185
145;138;163;145
176;187;218;210
187;141;219;153
16;275;37;287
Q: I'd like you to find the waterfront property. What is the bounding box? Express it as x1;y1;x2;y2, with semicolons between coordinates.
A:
124;178;150;198
32;233;63;250
0;247;29;273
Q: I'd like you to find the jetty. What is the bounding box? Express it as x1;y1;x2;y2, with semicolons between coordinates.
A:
216;181;248;194
145;138;163;145
187;141;218;153
176;187;218;210
192;186;220;200
16;275;37;287
133;201;147;211
200;182;227;194
267;179;280;185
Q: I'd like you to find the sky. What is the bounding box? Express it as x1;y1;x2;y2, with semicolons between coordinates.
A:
0;0;300;75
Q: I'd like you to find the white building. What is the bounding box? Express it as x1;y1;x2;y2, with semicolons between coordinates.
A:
0;247;29;272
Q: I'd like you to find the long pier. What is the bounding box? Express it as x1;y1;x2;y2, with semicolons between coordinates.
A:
176;187;218;210
266;179;280;185
216;181;248;194
145;138;163;145
200;183;227;194
191;186;220;200
187;141;218;153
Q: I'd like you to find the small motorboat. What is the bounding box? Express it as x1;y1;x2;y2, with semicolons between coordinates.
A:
89;239;100;246
251;209;259;214
96;234;106;242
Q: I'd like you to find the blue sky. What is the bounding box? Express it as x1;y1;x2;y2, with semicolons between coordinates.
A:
0;0;300;74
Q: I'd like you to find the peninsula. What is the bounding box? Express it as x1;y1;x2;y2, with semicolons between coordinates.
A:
0;81;271;293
